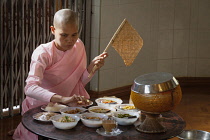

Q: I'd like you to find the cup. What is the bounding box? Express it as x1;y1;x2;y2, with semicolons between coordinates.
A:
102;119;117;134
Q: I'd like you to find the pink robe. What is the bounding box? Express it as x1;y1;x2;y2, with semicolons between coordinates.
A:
13;39;93;140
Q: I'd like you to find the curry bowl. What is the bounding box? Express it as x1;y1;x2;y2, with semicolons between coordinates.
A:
60;107;87;117
88;106;115;115
50;114;80;129
112;110;139;125
95;97;122;108
80;113;108;128
115;104;139;112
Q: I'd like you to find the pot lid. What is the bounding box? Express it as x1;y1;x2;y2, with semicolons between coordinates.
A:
131;72;179;94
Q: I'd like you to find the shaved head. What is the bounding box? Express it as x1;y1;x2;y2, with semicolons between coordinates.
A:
53;9;78;29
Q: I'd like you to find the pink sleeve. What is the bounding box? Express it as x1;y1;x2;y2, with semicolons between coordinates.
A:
25;84;55;102
24;47;56;102
81;69;94;86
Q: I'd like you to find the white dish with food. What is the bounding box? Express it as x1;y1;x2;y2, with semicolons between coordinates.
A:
50;114;80;129
33;112;59;122
88;106;115;115
112;110;139;125
95;97;123;108
41;102;67;112
60;107;87;117
115;104;139;112
81;113;108;128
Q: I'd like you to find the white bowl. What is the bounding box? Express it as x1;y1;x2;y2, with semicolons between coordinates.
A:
60;107;87;117
115;104;139;112
95;97;123;108
50;114;80;130
88;106;116;115
81;113;108;128
112;111;139;125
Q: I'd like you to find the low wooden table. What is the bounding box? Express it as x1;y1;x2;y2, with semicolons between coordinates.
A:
22;101;185;140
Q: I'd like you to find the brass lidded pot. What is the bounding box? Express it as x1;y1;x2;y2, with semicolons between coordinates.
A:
130;72;182;133
131;72;182;113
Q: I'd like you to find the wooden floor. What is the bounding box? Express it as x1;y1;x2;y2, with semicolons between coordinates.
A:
169;85;210;140
0;85;210;140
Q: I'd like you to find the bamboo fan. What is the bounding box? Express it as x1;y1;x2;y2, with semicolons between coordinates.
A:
88;18;143;77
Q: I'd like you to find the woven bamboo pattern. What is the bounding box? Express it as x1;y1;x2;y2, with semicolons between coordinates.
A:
112;20;143;66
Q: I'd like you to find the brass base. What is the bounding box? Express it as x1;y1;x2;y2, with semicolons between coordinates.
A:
136;113;166;133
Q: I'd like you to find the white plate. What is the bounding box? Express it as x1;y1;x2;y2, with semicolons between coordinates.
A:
33;112;59;122
96;128;123;136
41;103;67;113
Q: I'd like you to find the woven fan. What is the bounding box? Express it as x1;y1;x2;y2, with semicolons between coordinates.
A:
88;19;143;77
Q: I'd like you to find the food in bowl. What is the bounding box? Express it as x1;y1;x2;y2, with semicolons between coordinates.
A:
50;114;80;129
112;111;139;125
95;97;122;108
82;116;104;121
81;113;108;127
117;113;135;118
85;117;102;120
88;106;115;115
101;99;117;104
122;105;135;110
60;107;87;116
116;104;139;112
64;108;82;114
89;108;110;113
57;116;76;122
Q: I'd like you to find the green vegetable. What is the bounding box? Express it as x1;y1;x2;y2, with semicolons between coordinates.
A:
117;114;132;118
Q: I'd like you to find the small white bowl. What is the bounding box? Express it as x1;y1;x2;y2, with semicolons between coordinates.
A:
95;97;123;108
60;107;87;117
81;113;108;128
88;106;115;115
50;114;80;130
115;104;139;112
112;111;139;125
